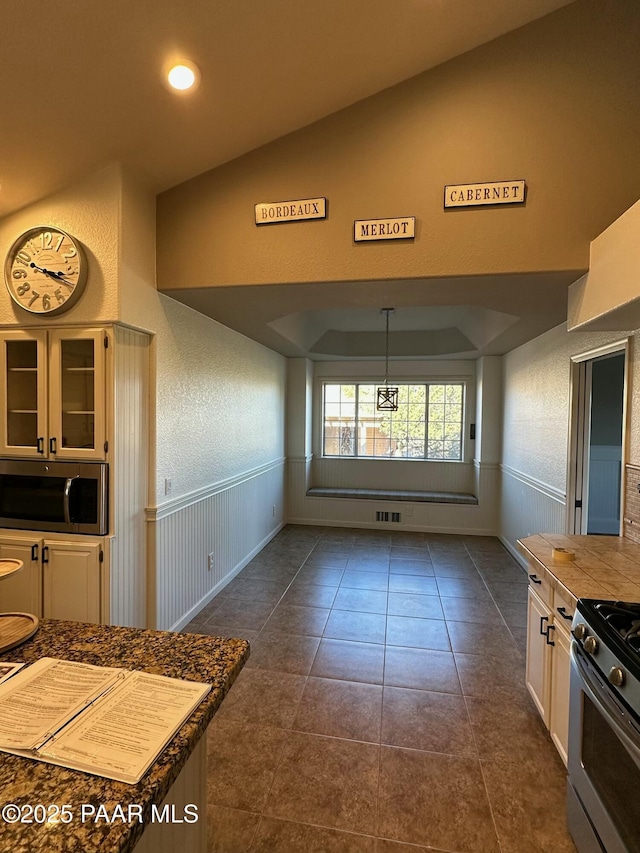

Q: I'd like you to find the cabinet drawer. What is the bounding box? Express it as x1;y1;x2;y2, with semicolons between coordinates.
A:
553;586;577;629
527;567;552;607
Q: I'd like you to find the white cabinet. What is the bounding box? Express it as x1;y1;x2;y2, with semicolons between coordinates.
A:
43;540;102;624
0;534;42;615
0;328;108;460
525;571;575;766
548;618;572;765
0;532;103;624
526;584;552;725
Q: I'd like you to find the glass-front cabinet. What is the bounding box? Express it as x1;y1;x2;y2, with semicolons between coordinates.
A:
0;328;107;460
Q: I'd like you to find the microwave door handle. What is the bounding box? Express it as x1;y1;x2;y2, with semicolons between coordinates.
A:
571;642;640;760
63;476;79;525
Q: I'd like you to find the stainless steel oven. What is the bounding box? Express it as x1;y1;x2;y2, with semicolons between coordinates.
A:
568;600;640;853
0;459;108;535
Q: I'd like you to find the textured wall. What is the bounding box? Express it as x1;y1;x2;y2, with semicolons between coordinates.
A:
501;324;636;491
116;170;287;506
0;166;121;326
500;322;640;553
153;296;286;503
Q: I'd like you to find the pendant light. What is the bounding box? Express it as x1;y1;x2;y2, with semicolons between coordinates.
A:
376;308;399;411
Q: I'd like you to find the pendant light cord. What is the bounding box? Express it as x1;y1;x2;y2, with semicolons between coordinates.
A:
384;308;390;387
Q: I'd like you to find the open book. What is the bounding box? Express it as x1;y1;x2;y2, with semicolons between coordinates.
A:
0;658;211;784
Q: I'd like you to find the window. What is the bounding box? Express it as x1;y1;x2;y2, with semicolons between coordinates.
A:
322;382;465;460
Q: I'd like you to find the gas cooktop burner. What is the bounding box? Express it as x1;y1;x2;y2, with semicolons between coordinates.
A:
585;599;640;661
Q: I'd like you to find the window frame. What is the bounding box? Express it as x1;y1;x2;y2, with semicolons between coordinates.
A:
320;379;468;462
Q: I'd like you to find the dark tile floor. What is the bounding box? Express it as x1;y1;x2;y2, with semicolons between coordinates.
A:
184;525;577;853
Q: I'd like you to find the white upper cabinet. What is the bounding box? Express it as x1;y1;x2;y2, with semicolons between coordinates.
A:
0;328;108;460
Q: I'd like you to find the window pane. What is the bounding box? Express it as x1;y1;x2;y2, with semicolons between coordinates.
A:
323;381;464;461
324;384;341;403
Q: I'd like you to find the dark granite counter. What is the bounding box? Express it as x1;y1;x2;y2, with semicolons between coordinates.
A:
0;619;249;853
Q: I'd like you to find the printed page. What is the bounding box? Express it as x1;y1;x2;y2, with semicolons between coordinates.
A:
0;658;122;750
41;671;211;783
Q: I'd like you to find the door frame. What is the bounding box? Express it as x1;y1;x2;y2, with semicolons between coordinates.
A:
566;338;631;535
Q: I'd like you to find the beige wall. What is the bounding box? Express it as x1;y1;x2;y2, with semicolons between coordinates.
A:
568;198;640;332
157;0;640;292
0;165;122;326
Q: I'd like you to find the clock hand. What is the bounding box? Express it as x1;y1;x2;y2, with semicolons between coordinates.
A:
29;262;75;288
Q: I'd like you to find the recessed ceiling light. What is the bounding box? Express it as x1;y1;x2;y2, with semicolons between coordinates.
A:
166;60;200;92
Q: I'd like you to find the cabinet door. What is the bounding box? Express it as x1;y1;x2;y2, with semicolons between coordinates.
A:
0;536;42;616
0;331;48;457
48;329;107;460
43;540;101;624
525;585;552;726
549;623;571;766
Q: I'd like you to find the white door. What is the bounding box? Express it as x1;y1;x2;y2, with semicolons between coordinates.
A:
568;342;627;535
0;330;48;457
525;586;551;726
48;329;107;460
42;540;101;623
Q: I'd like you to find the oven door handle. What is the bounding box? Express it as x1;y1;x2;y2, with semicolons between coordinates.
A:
571;642;640;760
63;476;79;525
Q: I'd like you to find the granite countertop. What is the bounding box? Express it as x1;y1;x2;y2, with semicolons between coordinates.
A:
0;619;249;853
517;533;640;603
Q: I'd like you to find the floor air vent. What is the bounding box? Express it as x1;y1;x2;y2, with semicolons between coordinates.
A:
375;511;402;523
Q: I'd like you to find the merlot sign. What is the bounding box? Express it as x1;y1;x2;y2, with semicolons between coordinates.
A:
254;197;327;225
354;216;416;242
444;180;526;208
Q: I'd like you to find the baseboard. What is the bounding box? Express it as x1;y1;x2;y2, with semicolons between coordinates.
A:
498;534;528;569
286;517;497;537
170;521;285;632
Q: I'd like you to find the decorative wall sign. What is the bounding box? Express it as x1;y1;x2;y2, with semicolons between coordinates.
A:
354;217;415;242
444;180;526;208
255;197;326;225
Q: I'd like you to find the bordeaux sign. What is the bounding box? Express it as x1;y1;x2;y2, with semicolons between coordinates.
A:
255;197;326;224
354;216;415;242
444;180;526;208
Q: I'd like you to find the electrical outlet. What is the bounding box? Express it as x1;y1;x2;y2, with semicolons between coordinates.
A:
272;505;276;517
208;553;214;571
164;478;172;495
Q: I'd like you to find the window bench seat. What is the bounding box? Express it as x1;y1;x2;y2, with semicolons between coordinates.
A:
306;487;478;505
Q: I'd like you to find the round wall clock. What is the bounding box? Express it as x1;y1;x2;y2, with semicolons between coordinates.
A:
4;226;87;315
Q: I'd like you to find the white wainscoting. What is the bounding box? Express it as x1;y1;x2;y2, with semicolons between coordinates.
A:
287;457;498;536
147;459;285;631
312;457;475;493
499;464;566;565
109;326;150;628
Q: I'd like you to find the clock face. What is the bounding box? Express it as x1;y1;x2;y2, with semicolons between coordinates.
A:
4;226;87;315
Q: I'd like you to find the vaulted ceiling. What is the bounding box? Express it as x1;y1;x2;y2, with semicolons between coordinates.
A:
1;0;584;358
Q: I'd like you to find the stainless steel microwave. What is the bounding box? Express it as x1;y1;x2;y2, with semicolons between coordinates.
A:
0;459;108;535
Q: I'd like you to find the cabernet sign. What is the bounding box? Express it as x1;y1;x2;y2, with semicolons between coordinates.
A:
255;197;326;224
354;217;415;242
444;180;526;208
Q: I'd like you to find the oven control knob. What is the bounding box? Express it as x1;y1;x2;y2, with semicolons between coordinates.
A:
584;636;599;655
573;624;588;641
608;667;626;688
